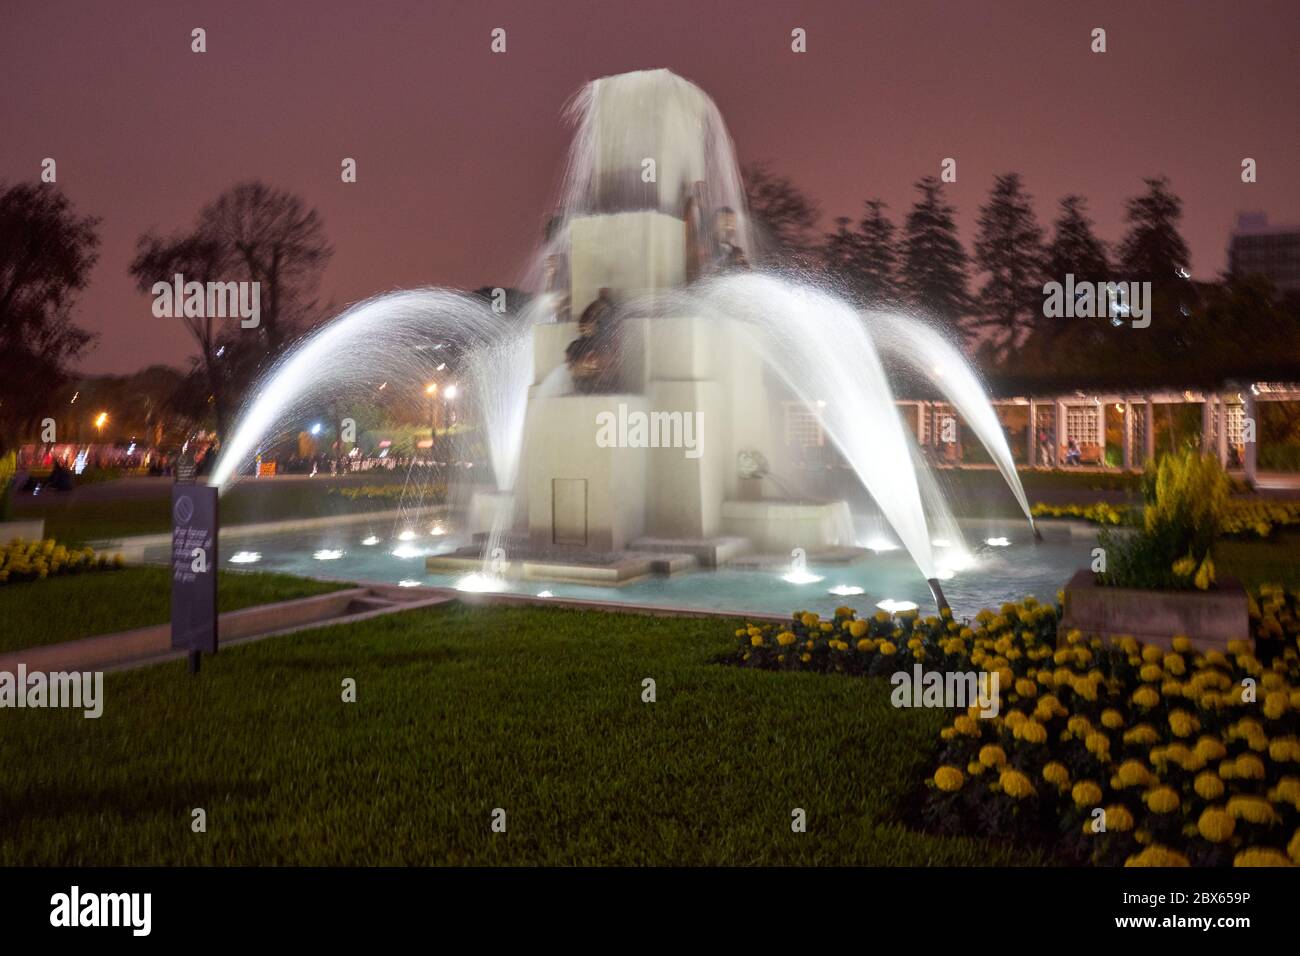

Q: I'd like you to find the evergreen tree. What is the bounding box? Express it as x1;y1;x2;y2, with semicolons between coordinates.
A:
822;198;899;307
900;176;970;334
1047;195;1109;283
1118;176;1191;282
971;173;1046;356
855;199;899;308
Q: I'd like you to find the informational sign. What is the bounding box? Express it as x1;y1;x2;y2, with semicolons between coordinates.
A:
257;460;277;477
171;483;218;655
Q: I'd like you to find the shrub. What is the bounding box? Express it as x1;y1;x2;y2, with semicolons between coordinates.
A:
0;538;123;585
1101;451;1230;590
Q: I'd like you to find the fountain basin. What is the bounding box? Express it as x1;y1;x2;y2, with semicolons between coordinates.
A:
1060;569;1249;650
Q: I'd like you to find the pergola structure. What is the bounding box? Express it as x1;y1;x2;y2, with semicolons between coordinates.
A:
894;382;1300;484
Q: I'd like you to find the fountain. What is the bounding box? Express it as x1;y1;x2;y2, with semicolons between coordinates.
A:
211;68;1035;610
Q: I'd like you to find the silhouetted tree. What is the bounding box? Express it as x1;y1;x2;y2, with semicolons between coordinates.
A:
900;176;970;335
742;162;820;265
0;182;99;453
971;173;1047;357
824;199;900;308
130;181;333;439
1118;176;1191;282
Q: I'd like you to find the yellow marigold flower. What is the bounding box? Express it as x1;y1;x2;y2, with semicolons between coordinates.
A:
953;715;980;737
1168;709;1200;738
1139;663;1164;683
1194;736;1227;762
1014;678;1037;698
856;638;873;652
1172;635;1192;653
1100;709;1124;730
849;620;868;639
1163;652;1186;676
776;631;796;647
1289;828;1300;864
1131;686;1160;709
1195;771;1225;801
1142;645;1164;664
820;622;834;632
1106;804;1135;832
967;760;985;776
750;635;764;647
1227;795;1278;825
1017;720;1048;744
1271;737;1299;763
800;653;811;663
1233;848;1293;868
1233;753;1267;780
1042;762;1070;789
879;641;897;655
1268;778;1300;810
1085;732;1111;758
874;610;890;624
933;766;965;792
1198;807;1235;843
978;744;1007;768
1067;715;1093;736
1115;759;1152;789
1265;691;1290;720
1123;724;1159;746
1145;787;1180;814
999;768;1036;799
1125;845;1190;867
800;612;819;628
1072;781;1102;807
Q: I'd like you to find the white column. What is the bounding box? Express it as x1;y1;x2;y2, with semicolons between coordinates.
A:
1096;402;1107;466
1144;400;1156;463
1122;401;1133;470
1027;401;1037;466
1244;392;1258;486
1201;397;1214;452
1217;395;1230;467
1055;400;1067;467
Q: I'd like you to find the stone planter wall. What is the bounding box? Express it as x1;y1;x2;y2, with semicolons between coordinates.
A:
1060;569;1250;651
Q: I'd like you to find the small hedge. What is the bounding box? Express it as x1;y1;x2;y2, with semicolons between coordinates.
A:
0;538;123;585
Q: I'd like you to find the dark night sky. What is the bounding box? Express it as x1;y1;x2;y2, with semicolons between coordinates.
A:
2;0;1297;374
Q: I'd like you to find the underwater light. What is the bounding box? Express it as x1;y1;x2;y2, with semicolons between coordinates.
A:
456;572;506;593
876;598;919;613
828;584;865;596
986;537;1011;547
391;545;423;559
398;579;421;588
362;535;380;546
313;549;343;561
398;529;417;541
229;551;261;564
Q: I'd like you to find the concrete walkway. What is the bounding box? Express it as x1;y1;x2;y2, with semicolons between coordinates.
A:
0;584;455;675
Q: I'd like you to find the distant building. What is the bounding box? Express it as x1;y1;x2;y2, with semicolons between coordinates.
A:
1228;212;1300;295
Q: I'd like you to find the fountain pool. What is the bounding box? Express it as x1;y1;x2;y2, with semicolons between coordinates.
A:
142;520;1094;619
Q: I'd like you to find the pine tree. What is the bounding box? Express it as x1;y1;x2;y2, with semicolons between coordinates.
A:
972;173;1046;356
822;198;899;307
1047;195;1109;282
855;199;899;308
1118;176;1191;282
900;176;969;335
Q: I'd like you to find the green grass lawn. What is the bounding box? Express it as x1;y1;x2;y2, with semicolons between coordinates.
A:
0;567;350;652
0;603;1042;866
9;475;418;544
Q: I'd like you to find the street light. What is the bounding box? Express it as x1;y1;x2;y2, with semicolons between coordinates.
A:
94;411;108;433
443;384;458;401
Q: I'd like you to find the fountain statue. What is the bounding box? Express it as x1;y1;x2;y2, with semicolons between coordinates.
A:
211;68;1036;609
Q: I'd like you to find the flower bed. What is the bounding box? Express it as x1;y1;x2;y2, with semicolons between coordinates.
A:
1031;502;1129;526
0;538;123;585
728;592;1300;867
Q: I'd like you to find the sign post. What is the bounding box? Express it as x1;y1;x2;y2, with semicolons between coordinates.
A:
171;481;218;673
